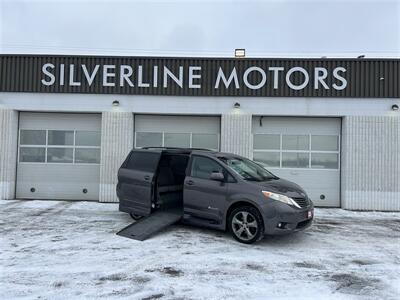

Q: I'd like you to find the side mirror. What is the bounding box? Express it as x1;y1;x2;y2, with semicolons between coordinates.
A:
210;171;225;181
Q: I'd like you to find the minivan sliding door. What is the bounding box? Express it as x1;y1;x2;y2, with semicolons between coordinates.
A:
118;150;161;216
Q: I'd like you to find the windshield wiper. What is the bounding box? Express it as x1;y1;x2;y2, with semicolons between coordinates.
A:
244;178;261;182
263;176;278;180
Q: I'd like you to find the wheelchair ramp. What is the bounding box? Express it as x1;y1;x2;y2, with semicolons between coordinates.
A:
116;208;182;241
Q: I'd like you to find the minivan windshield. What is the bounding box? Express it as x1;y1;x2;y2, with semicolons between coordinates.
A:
218;157;277;181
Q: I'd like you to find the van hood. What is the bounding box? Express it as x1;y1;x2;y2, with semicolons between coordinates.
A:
251;178;308;199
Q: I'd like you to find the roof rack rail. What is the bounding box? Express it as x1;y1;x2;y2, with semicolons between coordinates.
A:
140;147;213;151
189;148;214;151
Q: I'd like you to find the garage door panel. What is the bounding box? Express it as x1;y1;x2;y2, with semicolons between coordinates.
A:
270;169;340;206
19;113;101;131
135;115;220;133
253;117;341;207
17;164;99;200
16;113;101;201
253;117;341;135
135;115;220;150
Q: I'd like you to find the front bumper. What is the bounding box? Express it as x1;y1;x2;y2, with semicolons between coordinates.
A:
260;200;314;235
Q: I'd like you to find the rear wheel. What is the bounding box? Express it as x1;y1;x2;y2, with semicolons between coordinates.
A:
129;212;143;221
229;206;264;244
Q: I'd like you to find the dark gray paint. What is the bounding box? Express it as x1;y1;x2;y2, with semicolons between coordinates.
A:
0;54;399;97
117;149;313;242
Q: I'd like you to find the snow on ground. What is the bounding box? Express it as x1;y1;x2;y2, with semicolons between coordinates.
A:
1;200;399;300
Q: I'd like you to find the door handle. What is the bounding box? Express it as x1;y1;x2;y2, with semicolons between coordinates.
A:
144;175;150;181
186;180;194;186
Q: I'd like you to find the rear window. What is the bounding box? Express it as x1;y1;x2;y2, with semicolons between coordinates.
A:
126;152;160;172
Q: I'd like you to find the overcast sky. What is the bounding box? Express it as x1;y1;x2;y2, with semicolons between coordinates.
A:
1;0;399;58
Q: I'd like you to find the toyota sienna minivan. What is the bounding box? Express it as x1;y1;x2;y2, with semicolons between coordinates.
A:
117;148;314;244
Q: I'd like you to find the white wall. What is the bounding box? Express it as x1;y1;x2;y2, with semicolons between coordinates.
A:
1;93;400;210
0;93;399;117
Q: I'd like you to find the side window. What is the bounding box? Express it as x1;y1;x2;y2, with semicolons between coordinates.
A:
126;152;160;172
190;156;223;180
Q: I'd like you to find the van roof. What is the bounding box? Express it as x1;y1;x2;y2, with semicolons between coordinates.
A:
135;147;239;158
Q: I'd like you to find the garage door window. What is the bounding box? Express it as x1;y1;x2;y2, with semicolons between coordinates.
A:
192;134;219;150
253;134;339;169
311;135;339;151
19;130;101;164
253;152;280;167
311;153;339;169
48;130;74;145
253;134;280;150
47;148;73;163
75;149;100;164
20;130;46;145
76;131;101;147
282;152;309;168
19;147;46;162
164;133;191;147
282;135;309;150
135;132;219;150
136;132;163;148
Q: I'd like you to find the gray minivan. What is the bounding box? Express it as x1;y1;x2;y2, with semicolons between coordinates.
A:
117;148;313;244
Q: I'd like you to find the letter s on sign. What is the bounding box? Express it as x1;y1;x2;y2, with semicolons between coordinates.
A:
332;67;347;90
41;63;56;86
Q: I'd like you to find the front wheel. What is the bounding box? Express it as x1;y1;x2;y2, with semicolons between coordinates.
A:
129;212;143;221
229;206;264;244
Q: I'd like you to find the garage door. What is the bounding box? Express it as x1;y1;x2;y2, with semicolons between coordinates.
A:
252;117;341;207
134;115;220;150
16;113;101;200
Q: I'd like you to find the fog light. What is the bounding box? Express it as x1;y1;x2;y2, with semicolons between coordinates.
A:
277;222;287;229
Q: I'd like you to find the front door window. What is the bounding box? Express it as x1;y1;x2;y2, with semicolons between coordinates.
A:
190;156;223;180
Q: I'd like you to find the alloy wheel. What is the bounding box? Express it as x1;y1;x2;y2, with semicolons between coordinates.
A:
232;211;258;241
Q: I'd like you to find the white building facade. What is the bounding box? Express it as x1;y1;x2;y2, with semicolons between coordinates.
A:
0;55;399;211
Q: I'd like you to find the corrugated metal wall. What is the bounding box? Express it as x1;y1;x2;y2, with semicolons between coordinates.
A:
221;113;252;158
342;116;400;210
0;109;18;199
99;112;133;202
0;55;398;97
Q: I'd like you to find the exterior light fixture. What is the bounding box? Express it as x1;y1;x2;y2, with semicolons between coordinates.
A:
379;77;385;81
235;49;245;58
234;102;241;109
112;100;120;107
391;104;399;111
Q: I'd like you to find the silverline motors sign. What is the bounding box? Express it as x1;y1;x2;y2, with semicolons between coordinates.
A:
0;55;399;97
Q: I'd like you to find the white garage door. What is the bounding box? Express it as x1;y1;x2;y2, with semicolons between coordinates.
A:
134;115;220;150
252;117;341;207
16;113;101;200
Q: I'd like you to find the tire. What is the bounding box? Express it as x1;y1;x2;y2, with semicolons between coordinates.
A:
129;212;143;221
228;206;264;244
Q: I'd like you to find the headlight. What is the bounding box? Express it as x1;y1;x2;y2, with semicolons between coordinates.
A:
262;191;301;208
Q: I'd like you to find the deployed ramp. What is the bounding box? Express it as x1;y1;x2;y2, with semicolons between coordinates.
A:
116;208;182;241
